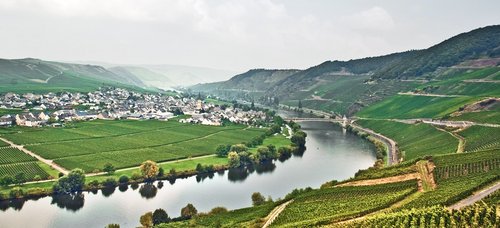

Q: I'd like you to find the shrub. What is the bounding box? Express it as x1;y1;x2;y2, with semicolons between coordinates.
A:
9;187;24;198
118;175;129;184
102;178;117;188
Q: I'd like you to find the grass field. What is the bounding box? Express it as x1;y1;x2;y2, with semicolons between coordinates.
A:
458;126;500;152
356;120;458;160
1;120;266;172
356;95;475;119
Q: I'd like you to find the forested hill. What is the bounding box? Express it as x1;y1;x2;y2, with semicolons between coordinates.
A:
191;69;300;93
373;25;500;79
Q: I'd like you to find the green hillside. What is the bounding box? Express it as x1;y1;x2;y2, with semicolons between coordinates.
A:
0;58;147;93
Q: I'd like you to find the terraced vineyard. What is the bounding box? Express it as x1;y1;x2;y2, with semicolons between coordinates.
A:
356;95;475;119
333;204;499;228
458;126;500;152
158;202;277;228
433;149;500;180
0;162;50;180
2;120;266;172
356;120;458;160
402;150;500;209
271;180;418;227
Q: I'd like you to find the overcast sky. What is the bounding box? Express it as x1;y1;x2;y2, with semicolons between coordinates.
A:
0;0;499;71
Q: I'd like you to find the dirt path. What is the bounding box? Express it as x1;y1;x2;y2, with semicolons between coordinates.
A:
262;200;294;228
327;191;422;227
448;181;500;210
350;123;400;165
86;154;217;176
0;137;69;175
433;126;465;153
398;92;468;98
336;173;420;188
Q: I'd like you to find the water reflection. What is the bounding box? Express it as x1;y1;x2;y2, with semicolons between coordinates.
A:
118;184;128;192
0;199;26;211
139;184;157;199
51;193;85;212
101;187;116;197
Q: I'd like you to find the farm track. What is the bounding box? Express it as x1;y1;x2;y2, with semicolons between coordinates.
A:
0;137;68;175
433;126;465;153
86;154;217;176
448;181;500;210
262;200;294;228
326;191;422;227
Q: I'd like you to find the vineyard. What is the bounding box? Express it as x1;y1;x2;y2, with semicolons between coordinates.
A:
2;120;266;172
402;169;500;209
0;147;37;165
0;162;50;180
458;126;500;152
433;149;500;180
270;180;418;227
158;202;277;228
355;119;458;160
333;204;498;228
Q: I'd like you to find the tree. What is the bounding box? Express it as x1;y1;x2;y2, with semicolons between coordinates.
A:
103;163;116;175
118;175;129;184
53;169;86;194
208;206;228;215
152;208;170;225
181;203;198;218
298;100;302;109
230;144;247;153
158;167;165;177
251;100;255;109
251;192;265;206
14;172;26;185
291;131;307;147
106;224;120;228
215;144;231;157
0;175;13;186
140;212;153;227
228;152;241;168
140;160;159;181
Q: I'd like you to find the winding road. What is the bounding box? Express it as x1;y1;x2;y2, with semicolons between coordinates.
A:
448;181;500;210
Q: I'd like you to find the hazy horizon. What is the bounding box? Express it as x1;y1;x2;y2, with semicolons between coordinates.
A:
1;0;499;72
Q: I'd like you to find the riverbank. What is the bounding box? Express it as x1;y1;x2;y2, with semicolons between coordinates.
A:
0;133;295;201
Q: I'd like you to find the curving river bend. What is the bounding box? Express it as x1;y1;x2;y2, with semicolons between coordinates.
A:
0;116;376;227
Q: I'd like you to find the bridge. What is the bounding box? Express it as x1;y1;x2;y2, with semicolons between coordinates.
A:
283;117;351;127
283;117;400;165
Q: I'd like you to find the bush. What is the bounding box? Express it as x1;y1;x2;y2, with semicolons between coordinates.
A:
152;208;170;225
251;192;265;206
180;203;198;218
158;167;165;177
102;178;117;188
9;187;24;199
33;175;42;181
0;175;13;187
131;172;142;182
118;175;129;184
87;180;100;188
208;206;228;215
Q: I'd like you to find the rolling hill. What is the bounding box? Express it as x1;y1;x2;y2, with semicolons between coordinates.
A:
192;25;500;116
0;58;147;93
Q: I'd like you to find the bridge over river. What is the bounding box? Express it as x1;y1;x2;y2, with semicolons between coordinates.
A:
283;117;400;165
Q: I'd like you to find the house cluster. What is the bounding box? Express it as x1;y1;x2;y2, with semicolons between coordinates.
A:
0;87;269;127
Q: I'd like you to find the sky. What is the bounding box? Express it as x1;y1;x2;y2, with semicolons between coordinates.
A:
0;0;499;71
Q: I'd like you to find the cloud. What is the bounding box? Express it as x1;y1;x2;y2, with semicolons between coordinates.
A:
343;6;395;31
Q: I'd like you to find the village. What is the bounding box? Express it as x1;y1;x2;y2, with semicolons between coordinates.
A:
0;87;268;127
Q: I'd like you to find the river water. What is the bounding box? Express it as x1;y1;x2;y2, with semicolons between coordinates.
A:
0;116;376;227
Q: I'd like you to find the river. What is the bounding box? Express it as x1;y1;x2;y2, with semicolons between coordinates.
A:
0;116;376;227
